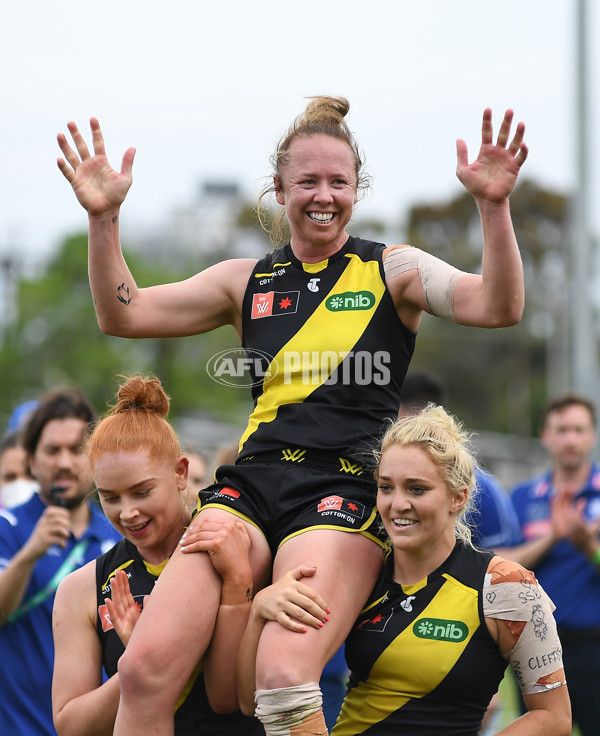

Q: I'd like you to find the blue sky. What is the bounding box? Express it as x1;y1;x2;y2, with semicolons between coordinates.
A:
1;0;596;263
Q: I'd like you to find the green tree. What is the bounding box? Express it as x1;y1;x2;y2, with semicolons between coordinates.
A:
405;179;570;435
0;235;249;428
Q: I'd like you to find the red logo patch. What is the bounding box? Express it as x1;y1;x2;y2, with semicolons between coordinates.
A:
98;603;113;632
318;495;343;512
219;486;241;499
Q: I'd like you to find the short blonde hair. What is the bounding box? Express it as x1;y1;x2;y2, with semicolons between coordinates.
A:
375;404;479;546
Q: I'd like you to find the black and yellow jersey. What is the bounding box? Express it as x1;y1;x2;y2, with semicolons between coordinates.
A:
240;236;416;463
95;539;263;736
333;541;507;736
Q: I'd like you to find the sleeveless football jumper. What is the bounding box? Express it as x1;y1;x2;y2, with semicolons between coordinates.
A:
239;235;415;462
95;538;263;735
332;541;507;736
199;237;416;552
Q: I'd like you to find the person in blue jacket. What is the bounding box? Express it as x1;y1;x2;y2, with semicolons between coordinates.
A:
510;393;600;736
0;386;121;735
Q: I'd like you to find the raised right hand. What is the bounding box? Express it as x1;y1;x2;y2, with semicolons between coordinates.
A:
57;117;136;216
105;569;143;647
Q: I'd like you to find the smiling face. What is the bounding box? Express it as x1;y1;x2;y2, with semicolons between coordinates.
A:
376;444;466;559
275;134;358;259
94;450;189;564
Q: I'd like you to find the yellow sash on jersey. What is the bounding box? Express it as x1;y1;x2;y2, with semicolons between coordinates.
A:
239;254;384;453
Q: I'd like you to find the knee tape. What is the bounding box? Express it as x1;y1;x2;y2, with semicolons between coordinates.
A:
254;682;327;736
483;564;565;695
383;245;464;322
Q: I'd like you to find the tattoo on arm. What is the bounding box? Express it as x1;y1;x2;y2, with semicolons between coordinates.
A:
117;283;132;305
112;215;118;223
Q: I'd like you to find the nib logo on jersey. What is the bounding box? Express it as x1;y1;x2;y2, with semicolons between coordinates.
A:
317;495;366;525
325;291;375;312
251;291;300;319
413;618;468;642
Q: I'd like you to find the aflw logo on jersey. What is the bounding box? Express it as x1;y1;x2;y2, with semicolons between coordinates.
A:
252;291;300;319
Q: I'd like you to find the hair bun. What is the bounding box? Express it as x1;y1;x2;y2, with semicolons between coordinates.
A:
114;375;170;418
304;96;350;125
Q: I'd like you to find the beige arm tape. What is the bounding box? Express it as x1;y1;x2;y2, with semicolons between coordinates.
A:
483;565;565;695
383;245;464;322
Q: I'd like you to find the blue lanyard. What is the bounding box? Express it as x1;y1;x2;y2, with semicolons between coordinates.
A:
8;538;90;623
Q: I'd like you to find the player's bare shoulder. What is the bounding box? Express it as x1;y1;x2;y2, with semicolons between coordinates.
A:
207;258;258;323
54;559;97;625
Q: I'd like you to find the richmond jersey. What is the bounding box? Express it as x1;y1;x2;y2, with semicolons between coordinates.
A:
95;539;263;735
332;541;507;736
239;236;416;462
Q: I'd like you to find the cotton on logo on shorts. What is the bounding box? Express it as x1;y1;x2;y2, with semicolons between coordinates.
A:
206;348;278;388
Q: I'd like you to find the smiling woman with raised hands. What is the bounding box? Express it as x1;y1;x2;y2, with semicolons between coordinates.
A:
51;375;263;736
58;96;528;735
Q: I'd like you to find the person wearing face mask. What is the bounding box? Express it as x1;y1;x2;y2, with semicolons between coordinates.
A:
0;430;40;508
0;387;121;735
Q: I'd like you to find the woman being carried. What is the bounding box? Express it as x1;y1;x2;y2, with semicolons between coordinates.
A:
57;96;528;735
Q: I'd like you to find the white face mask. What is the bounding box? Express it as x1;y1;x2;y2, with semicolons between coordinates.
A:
0;479;40;508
